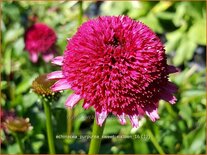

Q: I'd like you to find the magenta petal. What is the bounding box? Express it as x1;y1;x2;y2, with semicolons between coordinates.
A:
29;52;38;63
118;113;126;125
129;115;139;128
164;82;178;94
137;106;145;116
82;102;91;109
51;56;63;66
50;79;71;92
167;65;180;74
146;109;159;122
42;51;54;62
96;110;108;126
160;90;177;104
47;71;64;79
65;94;81;108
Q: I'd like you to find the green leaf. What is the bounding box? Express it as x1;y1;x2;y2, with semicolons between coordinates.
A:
52;107;67;134
101;1;132;16
151;1;173;14
187;2;206;20
23;93;38;109
178;104;193;128
173;2;187;27
7;143;20;154
16;78;34;95
182;90;206;98
173;35;196;66
184;125;205;154
133;139;149;153
188;20;206;45
3;48;12;75
1;81;7;90
139;13;164;33
4;24;24;44
31;134;45;153
165;28;184;53
13;38;25;56
163;135;177;152
73;112;87;135
103;118;122;135
156;12;174;20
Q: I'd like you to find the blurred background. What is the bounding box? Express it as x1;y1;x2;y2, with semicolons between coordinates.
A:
1;1;206;154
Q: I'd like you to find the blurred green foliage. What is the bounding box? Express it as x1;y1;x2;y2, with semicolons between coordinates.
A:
1;1;206;154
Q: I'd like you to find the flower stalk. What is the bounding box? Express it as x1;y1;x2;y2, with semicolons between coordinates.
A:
67;108;74;136
14;133;24;154
147;129;165;154
78;0;83;26
43;100;56;154
88;118;105;154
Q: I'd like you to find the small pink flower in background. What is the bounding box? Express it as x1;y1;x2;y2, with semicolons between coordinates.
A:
48;16;178;128
24;23;57;63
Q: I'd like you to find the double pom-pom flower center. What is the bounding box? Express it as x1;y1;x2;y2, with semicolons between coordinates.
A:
48;16;178;127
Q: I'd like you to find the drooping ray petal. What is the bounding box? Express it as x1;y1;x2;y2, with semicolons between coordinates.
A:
129;115;139;128
82;102;91;109
146;108;159;122
96;110;108;126
42;51;54;62
160;90;177;104
118;113;126;125
163;81;178;94
65;94;81;108
47;71;64;79
51;56;63;66
50;79;71;92
167;65;180;74
137;106;145;116
30;52;38;63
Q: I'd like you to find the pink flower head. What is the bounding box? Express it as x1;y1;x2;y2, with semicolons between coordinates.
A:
48;16;178;128
24;23;57;63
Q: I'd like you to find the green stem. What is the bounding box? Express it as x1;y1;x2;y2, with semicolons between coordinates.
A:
147;129;165;154
63;108;74;153
67;108;74;136
14;133;24;154
43;101;56;154
78;0;83;26
88;118;105;154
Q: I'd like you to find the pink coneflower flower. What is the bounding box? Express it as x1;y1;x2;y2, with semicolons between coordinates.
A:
24;23;57;63
48;16;178;127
